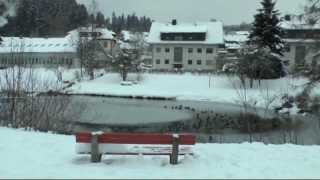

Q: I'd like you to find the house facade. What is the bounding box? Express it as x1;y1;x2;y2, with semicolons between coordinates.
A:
280;16;320;72
147;20;224;71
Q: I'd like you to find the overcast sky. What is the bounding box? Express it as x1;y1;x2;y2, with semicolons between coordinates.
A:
77;0;307;25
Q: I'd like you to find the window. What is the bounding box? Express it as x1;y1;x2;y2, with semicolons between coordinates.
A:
206;60;213;65
285;45;291;52
156;59;161;64
165;59;170;64
156;47;161;53
188;60;192;65
165;48;170;53
197;48;202;53
197;60;202;65
188;48;193;53
206;48;213;54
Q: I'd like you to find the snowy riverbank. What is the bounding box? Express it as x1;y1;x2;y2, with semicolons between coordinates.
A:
0;127;319;179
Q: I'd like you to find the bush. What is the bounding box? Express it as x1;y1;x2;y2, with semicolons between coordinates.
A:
238;50;287;80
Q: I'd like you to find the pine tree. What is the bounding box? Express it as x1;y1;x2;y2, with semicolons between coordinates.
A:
248;0;284;56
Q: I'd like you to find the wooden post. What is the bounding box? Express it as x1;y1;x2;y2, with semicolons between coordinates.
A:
170;134;179;165
91;134;102;163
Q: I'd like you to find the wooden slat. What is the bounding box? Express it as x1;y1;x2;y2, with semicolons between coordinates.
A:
75;133;196;145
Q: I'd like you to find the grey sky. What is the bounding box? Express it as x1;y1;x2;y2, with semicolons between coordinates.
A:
77;0;307;25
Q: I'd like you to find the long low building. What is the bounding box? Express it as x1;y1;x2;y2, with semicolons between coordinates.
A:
147;20;225;71
0;27;117;68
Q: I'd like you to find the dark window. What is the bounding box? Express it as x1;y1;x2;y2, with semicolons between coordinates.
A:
188;48;193;53
284;45;290;52
156;59;161;64
156;47;161;53
165;48;170;53
165;59;170;64
197;48;202;53
197;60;202;65
206;48;213;54
160;32;206;41
188;60;192;65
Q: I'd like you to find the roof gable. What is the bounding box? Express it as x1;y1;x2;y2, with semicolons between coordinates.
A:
147;21;224;45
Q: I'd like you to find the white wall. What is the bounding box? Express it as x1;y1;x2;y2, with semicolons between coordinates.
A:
151;44;218;70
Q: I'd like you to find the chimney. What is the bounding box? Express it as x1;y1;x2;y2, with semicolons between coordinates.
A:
172;19;177;25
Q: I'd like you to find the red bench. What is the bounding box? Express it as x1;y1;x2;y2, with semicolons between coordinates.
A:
75;132;196;165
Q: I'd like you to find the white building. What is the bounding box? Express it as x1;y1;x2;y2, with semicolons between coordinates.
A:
280;15;320;72
147;20;224;71
0;27;117;68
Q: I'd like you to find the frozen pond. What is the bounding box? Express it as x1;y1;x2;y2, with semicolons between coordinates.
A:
68;95;277;126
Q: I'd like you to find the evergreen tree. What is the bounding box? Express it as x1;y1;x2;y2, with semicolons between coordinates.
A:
248;0;284;56
0;0;90;37
96;12;106;27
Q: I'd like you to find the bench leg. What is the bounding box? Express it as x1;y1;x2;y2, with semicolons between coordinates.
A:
170;136;179;165
91;134;102;163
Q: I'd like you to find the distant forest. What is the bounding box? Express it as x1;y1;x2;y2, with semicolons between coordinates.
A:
0;0;152;37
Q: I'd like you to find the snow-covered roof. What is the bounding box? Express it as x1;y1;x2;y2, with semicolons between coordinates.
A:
224;32;249;43
225;42;242;50
119;41;134;49
121;30;149;42
0;37;76;53
73;27;116;40
224;31;249;49
147;21;224;45
279;15;320;30
0;27;117;54
121;30;133;41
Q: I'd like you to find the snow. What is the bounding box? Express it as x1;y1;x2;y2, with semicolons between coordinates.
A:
1;127;320;179
224;32;249;43
73;27;116;40
0;67;79;92
66;73;309;109
0;27;116;54
121;30;134;41
0;37;76;53
147;21;224;45
279;15;320;30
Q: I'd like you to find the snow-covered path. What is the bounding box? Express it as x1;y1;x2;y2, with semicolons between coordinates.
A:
1;127;319;179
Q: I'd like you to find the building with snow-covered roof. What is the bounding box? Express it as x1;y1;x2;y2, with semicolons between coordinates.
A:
0;36;77;67
224;31;249;53
280;15;320;72
0;27;118;68
147;20;224;71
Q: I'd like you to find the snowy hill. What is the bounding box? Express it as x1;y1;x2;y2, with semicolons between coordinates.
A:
1;127;319;179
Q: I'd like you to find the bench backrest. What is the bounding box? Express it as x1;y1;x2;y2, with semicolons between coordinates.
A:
76;132;196;145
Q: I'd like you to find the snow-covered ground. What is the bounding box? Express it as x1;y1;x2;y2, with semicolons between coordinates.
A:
0;67;313;109
0;67;78;91
1;127;320;179
67;73;310;109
